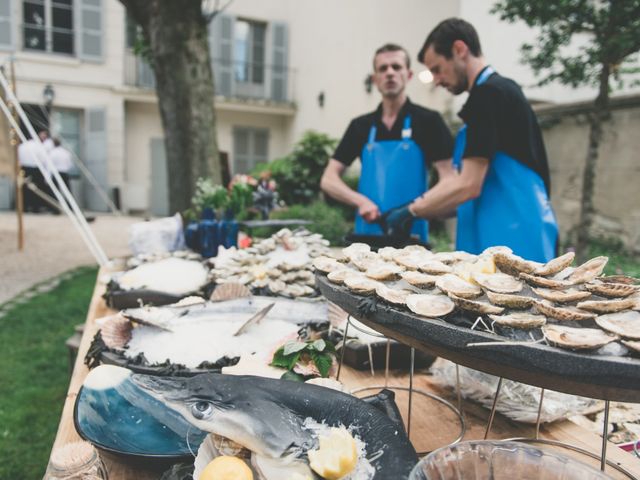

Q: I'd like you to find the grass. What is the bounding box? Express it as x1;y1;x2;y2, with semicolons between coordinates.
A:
0;266;98;480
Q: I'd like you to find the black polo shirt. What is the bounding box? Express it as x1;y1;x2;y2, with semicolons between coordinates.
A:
459;68;551;193
333;99;453;167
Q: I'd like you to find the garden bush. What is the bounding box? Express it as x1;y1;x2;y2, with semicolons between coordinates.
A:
268;201;352;245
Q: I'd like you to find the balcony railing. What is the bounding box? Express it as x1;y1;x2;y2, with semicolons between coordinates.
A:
123;49;156;89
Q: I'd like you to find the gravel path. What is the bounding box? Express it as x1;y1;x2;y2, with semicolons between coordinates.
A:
0;211;143;305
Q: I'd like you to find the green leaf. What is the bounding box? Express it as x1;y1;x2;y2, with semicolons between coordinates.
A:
280;371;305;383
310;351;334;378
270;347;290;369
283;341;307;356
312;339;326;352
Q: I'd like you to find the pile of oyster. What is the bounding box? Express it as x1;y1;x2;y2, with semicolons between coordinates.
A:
313;244;640;356
209;228;331;298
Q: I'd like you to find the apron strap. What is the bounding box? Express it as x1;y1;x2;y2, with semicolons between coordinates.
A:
402;115;412;139
367;124;377;145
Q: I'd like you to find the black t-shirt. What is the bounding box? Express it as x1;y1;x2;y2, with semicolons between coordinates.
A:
459;68;551;193
333;99;453;167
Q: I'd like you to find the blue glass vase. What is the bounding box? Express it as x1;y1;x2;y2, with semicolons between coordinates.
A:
200;219;220;257
219;210;239;249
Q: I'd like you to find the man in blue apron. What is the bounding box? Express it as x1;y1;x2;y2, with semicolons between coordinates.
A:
320;43;453;244
385;19;558;262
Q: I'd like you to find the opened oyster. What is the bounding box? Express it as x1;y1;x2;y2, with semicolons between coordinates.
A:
568;256;608;284
365;262;404;281
584;281;637;298
406;293;455;318
595;311;640;339
520;272;573;289
343;275;380;296
393;252;432;270
418;260;453;275
377;246;401;261
448;293;505;315
532;287;591;304
577;297;637;314
350;252;381;271
312;256;342;273
493;252;537;276
533;300;596;321
375;284;412;305
488;312;546;329
543;325;618;350
486;291;533;309
327;269;359;285
533;252;575;277
401;270;439;288
436;274;483;299
472;272;523;293
342;242;371;259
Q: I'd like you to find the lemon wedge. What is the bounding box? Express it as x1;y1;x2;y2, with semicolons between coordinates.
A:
308;427;358;480
199;456;253;480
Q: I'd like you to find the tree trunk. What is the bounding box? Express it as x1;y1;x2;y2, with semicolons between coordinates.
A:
575;64;610;262
120;0;221;213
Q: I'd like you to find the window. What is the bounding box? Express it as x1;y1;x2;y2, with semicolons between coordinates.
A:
233;127;268;174
23;0;74;54
233;19;265;85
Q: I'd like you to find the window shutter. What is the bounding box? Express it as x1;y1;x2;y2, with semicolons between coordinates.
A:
84;107;108;211
0;0;13;50
150;138;169;217
270;22;288;102
209;13;234;97
78;0;103;62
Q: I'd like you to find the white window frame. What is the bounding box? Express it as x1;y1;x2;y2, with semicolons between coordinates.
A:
233;126;269;174
22;0;75;56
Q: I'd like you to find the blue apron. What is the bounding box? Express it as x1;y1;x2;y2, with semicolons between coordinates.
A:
355;116;429;242
453;67;558;263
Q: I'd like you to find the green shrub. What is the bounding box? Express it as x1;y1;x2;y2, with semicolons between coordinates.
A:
268;201;352;245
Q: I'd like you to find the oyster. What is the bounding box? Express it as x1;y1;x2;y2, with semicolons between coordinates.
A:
532;287;591;304
534;252;575;276
472;272;523;293
341;242;371;259
401;270;439;288
488;312;546;329
436;274;483;299
401;245;431;255
486;291;533;309
482;246;513;256
365;262;404;281
533;300;596;321
543;325;618;350
312;256;342;273
393;252;432;270
584;281;637;298
520;272;572;289
343;275;380;296
327;269;358;285
350;252;380;271
418;260;453;275
595;311;640;339
375;284;412;305
567;256;608;284
268;279;287;295
577;297;637;314
448;293;505;315
432;252;458;265
406;293;455;318
494;252;537;276
283;284;314;298
378;246;401;261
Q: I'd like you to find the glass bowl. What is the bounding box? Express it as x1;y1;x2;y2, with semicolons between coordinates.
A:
409;441;612;480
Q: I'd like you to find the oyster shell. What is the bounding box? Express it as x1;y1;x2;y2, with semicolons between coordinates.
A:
342;242;371;259
436;274;483;299
406;293;455;318
482;246;513;256
533;300;596;321
584;281;637;298
600;275;639;285
268;279;287;295
621;340;640;354
494;252;537;275
567;256;608;284
365;262;404;281
312;256;342;273
350;252;380;271
401;270;439;288
393;252;432;270
401;245;431;255
577;297;637;314
485;291;533;309
432;252;458;265
472;272;523;293
534;252;575;276
520;272;573;289
283;284;314;298
327;269;359;285
531;287;591;304
543;325;618;350
343;275;380;296
595;311;640;339
448;293;505;314
375;284;412;305
488;312;546;329
418;260;453;275
378;246;401;261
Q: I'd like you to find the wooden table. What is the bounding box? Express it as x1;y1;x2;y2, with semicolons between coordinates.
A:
46;272;640;479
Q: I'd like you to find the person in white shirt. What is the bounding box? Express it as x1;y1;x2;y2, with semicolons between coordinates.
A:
48;138;76;213
18;138;44;212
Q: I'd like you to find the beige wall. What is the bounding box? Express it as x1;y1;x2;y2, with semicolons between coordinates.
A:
538;95;640;253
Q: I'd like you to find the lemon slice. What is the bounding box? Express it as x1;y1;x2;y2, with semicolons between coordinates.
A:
199;456;253;480
308;427;358;480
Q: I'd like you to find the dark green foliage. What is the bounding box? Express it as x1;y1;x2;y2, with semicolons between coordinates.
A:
268;201;353;245
270;339;337;378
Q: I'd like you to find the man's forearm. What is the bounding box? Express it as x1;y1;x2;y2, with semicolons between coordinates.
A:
321;172;366;207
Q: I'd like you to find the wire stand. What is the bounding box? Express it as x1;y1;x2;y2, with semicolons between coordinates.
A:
336;315;466;455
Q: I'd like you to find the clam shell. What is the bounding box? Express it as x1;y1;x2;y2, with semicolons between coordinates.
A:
543;325;618;350
210;283;252;302
534;252;575;276
472;272;523;293
342;242;371;259
436;273;483;299
327;269;358;285
418;260;453;275
99;314;132;349
494;252;537;275
533;300;596;321
312;256;342;273
343;275;380;296
406;293;455;318
532;287;591;304
486;291;534;309
584;281;637;298
595;311;640;339
448;293;505;314
577;297;637;314
365;262;404;281
568;256;608;284
520;272;573;289
488;312;546;329
401;270;439;288
375;284;411;305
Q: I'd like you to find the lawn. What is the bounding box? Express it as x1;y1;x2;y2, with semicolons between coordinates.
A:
0;266;98;480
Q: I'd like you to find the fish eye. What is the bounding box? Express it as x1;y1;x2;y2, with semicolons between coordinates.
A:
191;401;214;420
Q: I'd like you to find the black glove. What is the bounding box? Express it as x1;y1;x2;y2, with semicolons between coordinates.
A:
382;203;415;239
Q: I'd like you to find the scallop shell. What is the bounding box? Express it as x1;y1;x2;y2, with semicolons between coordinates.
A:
448;293;505;314
327;269;358;285
99;314;132;349
485;291;533;309
312;256;342;273
343;275;380;296
436;274;483;299
520;272;573;289
378;246;401;261
488;312;546;329
533;300;596;321
210;283;252;302
342;242;371;259
595;311;640;339
418;260;453;275
494;252;537;275
584;281;637;298
577;297;636;314
543;325;618;350
534;252;575;276
532;287;591;304
401;270;439;288
365;262;404;281
406;293;455;318
375;284;412;305
472;272;523;293
568;256;608;284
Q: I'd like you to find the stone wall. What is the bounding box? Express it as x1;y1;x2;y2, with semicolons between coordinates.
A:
536;94;640;254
